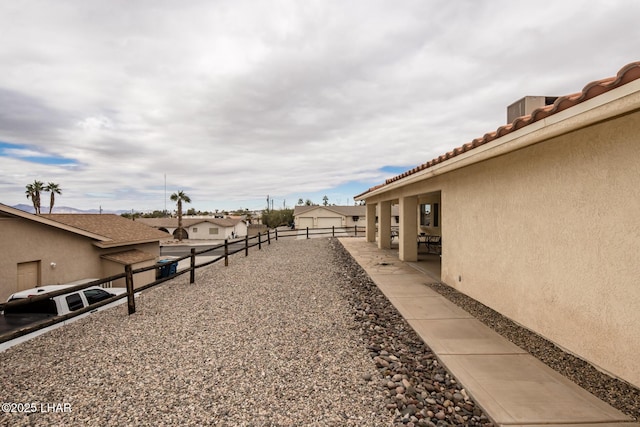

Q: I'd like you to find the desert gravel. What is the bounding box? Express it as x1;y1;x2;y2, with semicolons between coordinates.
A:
1;238;399;426
3;236;636;426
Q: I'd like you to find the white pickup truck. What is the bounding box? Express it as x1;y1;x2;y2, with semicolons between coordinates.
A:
0;280;128;351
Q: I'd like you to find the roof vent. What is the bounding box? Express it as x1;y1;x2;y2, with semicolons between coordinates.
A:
507;96;558;124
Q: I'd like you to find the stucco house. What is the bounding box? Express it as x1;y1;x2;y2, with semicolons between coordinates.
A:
293;205;399;230
137;217;248;240
355;62;640;388
0;204;170;301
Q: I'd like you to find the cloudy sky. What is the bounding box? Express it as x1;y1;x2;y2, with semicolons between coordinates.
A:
1;0;638;213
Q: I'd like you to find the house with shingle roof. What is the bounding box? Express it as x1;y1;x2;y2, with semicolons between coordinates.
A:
137;217;247;241
293;205;398;230
0;204;170;301
354;61;640;388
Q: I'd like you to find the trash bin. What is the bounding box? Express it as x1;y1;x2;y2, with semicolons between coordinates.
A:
168;261;178;275
156;259;179;279
156;259;172;279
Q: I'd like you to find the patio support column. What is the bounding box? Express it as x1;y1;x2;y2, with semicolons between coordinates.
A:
366;203;376;242
399;195;418;262
378;201;392;249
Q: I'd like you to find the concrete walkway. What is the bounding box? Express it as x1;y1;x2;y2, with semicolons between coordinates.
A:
339;237;639;427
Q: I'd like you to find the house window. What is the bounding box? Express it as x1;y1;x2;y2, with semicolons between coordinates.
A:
420;203;439;227
352;216;359;222
209;228;219;235
395;216;399;224
193;227;198;233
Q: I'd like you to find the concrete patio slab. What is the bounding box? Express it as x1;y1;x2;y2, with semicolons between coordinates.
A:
407;318;527;355
439;353;634;425
387;295;473;320
367;272;426;284
366;263;418;275
372;278;440;297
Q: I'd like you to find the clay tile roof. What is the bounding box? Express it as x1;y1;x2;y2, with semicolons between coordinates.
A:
357;61;640;196
42;214;169;246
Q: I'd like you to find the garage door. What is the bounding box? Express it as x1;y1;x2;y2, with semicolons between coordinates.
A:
298;217;314;228
317;217;342;229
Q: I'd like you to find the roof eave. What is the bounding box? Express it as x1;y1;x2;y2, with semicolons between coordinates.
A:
93;238;163;249
0;204;110;241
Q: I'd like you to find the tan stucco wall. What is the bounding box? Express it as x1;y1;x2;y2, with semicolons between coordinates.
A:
0;218;103;301
101;242;160;288
439;112;640;387
102;259;157;288
359;107;640;387
0;220;162;301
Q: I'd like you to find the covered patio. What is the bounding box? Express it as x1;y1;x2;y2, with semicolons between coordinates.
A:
385;240;441;282
361;189;443;281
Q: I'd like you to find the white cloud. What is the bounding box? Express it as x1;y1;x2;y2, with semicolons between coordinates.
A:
1;0;639;211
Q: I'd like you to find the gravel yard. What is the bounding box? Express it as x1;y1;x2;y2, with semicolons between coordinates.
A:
0;238;491;427
3;236;637;426
1;239;387;426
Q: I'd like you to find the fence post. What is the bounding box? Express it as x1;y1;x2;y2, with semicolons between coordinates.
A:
258;232;262;250
354;225;357;237
190;248;196;284
245;234;249;256
224;239;229;266
267;229;271;245
332;226;335;237
125;264;135;315
275;228;278;241
306;227;309;239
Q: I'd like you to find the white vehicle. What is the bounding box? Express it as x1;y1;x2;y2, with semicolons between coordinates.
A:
0;280;129;351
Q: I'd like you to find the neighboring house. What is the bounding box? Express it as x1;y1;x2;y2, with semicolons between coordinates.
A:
293;205;400;230
294;205;361;229
0;204;170;301
137;217;248;240
355;62;640;388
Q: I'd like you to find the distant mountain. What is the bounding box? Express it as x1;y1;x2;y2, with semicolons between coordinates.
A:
11;204;128;215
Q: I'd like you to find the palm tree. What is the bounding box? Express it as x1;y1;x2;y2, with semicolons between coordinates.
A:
170;190;191;241
45;182;62;214
25;180;45;214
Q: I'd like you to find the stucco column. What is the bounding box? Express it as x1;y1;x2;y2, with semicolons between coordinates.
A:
378;201;392;249
366;203;376;242
399;196;418;262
